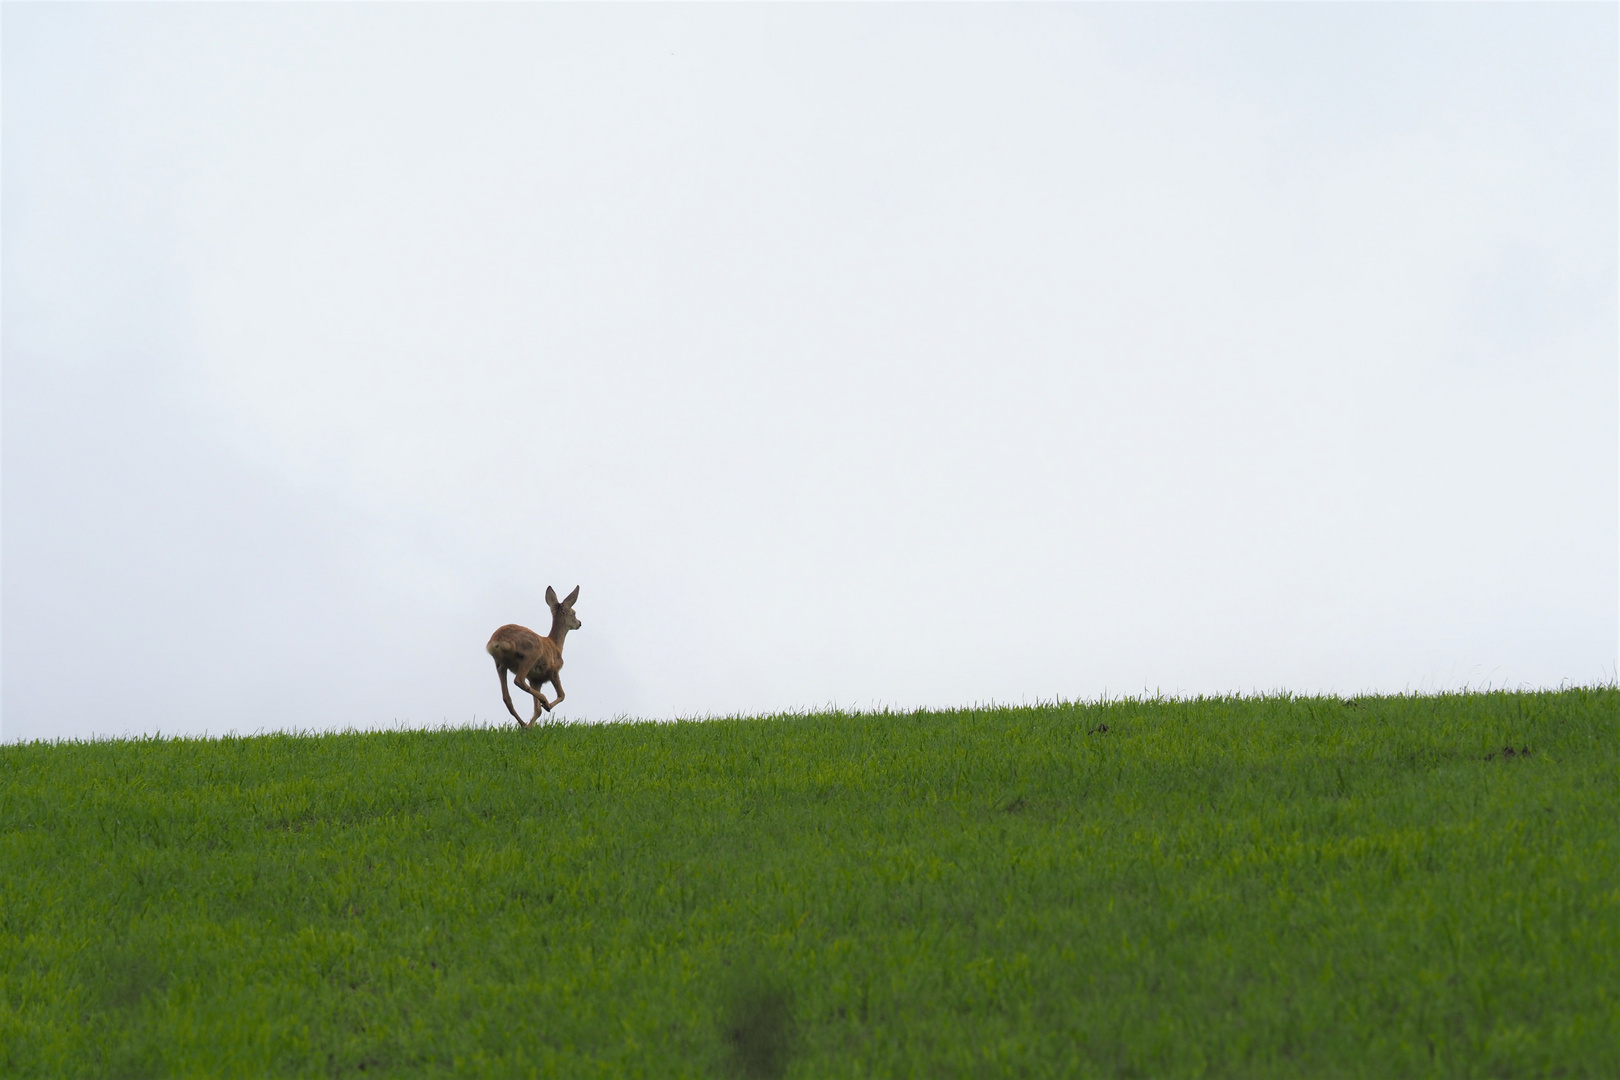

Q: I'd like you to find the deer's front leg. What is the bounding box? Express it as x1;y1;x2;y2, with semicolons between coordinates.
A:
519;666;555;721
510;658;553;722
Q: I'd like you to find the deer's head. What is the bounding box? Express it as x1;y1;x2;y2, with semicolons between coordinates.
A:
547;585;582;631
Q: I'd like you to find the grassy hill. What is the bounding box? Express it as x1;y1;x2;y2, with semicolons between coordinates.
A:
3;688;1616;1078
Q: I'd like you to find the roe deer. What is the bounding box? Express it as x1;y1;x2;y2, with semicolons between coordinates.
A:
487;585;581;728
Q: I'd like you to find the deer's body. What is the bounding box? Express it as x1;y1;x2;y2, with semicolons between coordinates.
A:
487;586;580;727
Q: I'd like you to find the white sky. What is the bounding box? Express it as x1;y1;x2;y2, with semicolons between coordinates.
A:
3;4;1615;742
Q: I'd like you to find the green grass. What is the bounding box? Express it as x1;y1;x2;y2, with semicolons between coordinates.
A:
3;689;1617;1078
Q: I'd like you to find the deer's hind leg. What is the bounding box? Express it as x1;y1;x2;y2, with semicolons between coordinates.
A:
495;659;529;727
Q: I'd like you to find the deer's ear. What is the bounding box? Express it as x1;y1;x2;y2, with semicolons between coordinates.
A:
546;586;559;607
564;586;580;606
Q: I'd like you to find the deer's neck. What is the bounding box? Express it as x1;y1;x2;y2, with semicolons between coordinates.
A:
548;616;571;651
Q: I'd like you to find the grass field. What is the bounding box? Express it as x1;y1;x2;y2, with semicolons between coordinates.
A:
2;688;1617;1078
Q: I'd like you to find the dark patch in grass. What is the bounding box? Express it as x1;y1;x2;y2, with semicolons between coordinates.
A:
1087;723;1110;735
1001;795;1028;814
1484;746;1533;762
722;970;796;1079
323;1049;398;1076
100;1041;162;1080
92;951;170;1080
99;950;167;1012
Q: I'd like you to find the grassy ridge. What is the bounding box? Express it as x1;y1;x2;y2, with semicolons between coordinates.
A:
2;689;1617;1078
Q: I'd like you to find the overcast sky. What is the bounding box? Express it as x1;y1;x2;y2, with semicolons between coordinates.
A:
3;4;1615;742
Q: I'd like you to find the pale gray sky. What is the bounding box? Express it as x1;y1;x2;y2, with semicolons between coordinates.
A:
4;4;1615;742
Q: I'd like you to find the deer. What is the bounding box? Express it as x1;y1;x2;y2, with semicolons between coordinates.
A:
487;586;581;728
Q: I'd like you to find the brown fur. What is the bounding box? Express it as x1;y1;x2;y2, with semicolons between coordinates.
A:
486;585;581;727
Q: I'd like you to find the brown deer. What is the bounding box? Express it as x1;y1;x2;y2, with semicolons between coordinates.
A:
487;586;581;727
